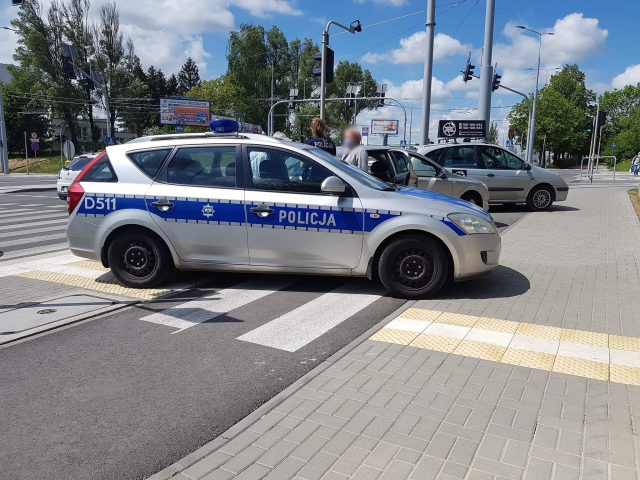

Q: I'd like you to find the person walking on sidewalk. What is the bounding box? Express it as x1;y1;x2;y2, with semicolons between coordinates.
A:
632;152;640;176
304;117;336;156
341;127;368;171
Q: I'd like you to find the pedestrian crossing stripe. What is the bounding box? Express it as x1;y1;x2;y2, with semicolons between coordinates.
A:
370;308;640;386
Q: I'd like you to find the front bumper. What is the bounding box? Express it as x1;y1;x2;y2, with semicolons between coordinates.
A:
453;232;501;280
555;186;569;202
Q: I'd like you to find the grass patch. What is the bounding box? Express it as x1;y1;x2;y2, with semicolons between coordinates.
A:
8;154;66;174
613;159;632;172
629;189;640;220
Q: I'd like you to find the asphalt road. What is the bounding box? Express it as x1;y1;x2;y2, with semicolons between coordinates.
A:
0;177;531;480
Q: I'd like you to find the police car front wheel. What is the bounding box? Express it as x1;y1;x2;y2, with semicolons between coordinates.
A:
107;232;174;288
378;234;449;299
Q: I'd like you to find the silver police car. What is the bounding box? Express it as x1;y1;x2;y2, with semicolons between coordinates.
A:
66;122;501;299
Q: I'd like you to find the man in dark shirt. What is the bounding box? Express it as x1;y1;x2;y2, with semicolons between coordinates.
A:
305;116;336;156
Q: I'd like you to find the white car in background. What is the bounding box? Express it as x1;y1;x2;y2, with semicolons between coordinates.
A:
57;154;98;200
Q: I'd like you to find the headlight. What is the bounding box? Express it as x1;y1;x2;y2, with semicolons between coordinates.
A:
447;212;495;234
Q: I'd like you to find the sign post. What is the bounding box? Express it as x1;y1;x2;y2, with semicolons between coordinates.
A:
30;131;39;158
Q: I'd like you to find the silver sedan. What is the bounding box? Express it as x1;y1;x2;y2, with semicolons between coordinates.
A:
364;147;490;210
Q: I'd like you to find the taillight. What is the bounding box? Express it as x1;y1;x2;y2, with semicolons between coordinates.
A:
67;151;106;215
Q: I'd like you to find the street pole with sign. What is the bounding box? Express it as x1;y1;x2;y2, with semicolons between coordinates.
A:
0;81;8;175
420;0;436;145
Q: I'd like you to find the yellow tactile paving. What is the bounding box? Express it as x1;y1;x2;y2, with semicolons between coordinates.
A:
610;365;640;386
398;308;443;322
609;335;640;352
409;333;461;353
369;307;640;387
516;323;562;340
560;329;609;347
475;317;519;334
454;340;506;362
69;260;110;272
435;311;478;328
18;271;170;300
501;349;556;370
370;328;420;346
553;357;609;381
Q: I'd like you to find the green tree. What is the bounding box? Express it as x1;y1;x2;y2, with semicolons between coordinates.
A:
177;57;201;94
487;122;499;144
599;83;640;161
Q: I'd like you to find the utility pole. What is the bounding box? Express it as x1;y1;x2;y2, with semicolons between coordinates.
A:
478;0;495;133
419;0;436;145
0;81;9;175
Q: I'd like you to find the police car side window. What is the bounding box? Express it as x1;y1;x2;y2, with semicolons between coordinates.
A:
82;155;118;182
248;148;332;194
128;149;172;178
166;146;237;188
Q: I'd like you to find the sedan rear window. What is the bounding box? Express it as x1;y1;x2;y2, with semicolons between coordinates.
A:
82;155;118;182
68;156;93;171
127;148;172;178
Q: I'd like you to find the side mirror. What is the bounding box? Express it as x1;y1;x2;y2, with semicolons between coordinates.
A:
439;171;447;179
523;163;532;171
321;176;347;194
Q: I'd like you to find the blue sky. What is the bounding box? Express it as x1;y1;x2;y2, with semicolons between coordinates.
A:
1;0;639;140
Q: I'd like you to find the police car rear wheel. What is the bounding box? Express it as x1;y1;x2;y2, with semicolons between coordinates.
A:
108;233;172;288
378;235;449;299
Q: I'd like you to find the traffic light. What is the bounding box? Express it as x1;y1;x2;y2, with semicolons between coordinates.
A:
596;110;607;129
12;0;24;5
60;44;76;79
491;73;502;91
376;83;387;108
462;60;475;83
312;47;334;84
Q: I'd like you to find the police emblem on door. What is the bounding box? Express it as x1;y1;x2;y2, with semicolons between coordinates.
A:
202;204;215;218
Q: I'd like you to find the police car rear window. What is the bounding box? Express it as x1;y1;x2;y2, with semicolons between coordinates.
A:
127;149;172;178
165;146;237;188
82;155;118;182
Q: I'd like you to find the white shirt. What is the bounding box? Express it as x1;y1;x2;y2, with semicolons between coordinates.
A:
342;146;369;172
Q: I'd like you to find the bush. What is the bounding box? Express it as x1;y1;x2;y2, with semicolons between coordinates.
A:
551;156;579;168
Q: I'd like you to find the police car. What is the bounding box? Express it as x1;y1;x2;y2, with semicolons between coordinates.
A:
65;120;501;299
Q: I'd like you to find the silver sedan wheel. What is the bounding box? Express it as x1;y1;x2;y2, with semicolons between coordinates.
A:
532;188;552;209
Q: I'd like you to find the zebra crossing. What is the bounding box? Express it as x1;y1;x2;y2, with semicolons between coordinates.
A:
0;194;69;261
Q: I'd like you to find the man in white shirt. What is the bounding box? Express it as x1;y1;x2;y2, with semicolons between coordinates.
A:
341;128;368;171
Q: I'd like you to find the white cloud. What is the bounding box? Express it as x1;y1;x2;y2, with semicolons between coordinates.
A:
0;0;301;75
363;32;469;64
386;77;451;103
611;64;640;89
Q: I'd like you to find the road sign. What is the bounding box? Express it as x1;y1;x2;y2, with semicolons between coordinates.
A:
104;136;116;146
437;120;486;139
399;139;407;147
612;143;617;149
63;140;75;160
31;131;38;139
31;142;40;152
361;126;369;137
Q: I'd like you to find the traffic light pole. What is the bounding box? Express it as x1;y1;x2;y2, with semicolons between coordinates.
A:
0;81;9;175
419;0;436;145
477;0;495;134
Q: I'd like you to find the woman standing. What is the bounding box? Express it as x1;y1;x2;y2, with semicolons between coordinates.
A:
304;117;336;156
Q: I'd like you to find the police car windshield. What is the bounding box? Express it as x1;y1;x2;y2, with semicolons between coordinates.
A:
307;147;391;191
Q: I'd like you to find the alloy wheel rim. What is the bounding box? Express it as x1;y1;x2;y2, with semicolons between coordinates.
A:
533;189;551;209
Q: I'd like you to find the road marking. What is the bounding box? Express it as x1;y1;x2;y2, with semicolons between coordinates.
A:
238;283;382;352
0;232;67;248
0;218;67;233
139;278;294;331
0;209;52;220
0;224;66;239
370;308;640;386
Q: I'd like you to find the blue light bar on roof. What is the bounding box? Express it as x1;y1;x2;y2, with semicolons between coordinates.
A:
210;118;239;134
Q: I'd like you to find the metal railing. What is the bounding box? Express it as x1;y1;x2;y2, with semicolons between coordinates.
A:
579;155;617;183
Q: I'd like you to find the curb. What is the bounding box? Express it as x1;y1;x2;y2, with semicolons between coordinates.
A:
147;299;415;480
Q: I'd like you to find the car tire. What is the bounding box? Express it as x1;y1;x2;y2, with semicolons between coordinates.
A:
377;234;449;299
526;185;554;211
461;191;481;207
107;231;174;288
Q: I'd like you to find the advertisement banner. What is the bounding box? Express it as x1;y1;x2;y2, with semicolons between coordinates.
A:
370;119;399;136
437;120;486;139
160;98;211;127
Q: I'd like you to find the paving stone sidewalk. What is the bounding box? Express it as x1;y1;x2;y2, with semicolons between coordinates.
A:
151;186;640;480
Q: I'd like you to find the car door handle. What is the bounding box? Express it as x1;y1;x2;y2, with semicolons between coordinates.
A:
487;173;495;177
151;199;174;212
250;204;274;218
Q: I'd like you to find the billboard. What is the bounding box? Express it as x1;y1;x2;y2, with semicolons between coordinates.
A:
437;120;486;139
370;119;399;136
160;98;211;127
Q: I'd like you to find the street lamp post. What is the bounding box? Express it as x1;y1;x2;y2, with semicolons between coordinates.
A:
516;26;554;165
319;20;361;120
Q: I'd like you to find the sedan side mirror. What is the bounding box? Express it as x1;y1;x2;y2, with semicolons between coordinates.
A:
439;171;447;180
523;163;532;171
321;176;347;194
